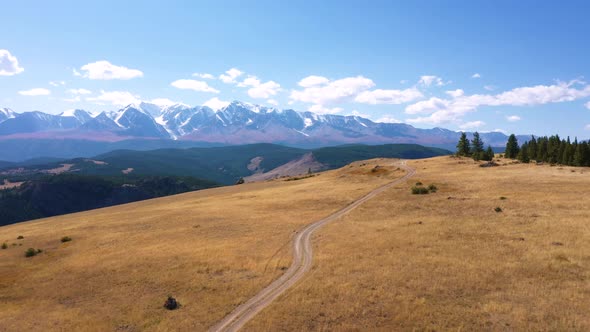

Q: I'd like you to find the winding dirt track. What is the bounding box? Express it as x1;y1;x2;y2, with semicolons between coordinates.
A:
209;161;416;332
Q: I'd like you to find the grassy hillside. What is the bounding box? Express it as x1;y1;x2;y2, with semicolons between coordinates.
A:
1;157;588;331
0;159;402;331
313;143;450;168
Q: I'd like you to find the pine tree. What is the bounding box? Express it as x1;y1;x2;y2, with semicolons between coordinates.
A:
456;132;471;157
517;142;530;163
471;132;485;160
573;143;584;166
505;134;520;159
483;146;494;161
528;136;537;162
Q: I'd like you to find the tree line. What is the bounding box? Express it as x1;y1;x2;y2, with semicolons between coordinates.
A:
455;132;495;161
456;132;590;166
506;134;590;166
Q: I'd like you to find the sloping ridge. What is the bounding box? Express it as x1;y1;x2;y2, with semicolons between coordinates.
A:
244;152;326;182
209;160;416;332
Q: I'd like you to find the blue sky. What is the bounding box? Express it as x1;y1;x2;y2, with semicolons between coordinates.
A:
1;0;590;137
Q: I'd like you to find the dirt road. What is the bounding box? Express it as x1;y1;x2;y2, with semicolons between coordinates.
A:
209;161;416;332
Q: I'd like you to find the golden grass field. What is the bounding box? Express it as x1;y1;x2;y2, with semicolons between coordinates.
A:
248;156;590;331
1;156;589;331
0;159;403;331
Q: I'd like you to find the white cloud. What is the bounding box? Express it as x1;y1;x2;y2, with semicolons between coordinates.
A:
492;128;508;135
484;85;496;91
18;88;50;96
459;120;485;129
376;115;402;123
406;79;590;125
354;88;423;105
237;76;281;99
472;73;481;79
585;124;590;131
446;89;464;98
506;115;521;122
67;88;92;95
267;99;278;106
297;75;330;88
87;90;140;106
203;97;230;110
418;75;446;87
0;50;24;76
192;73;214;79
308;104;343;114
290;76;375;105
49;80;66;87
219;68;243;84
400;80;408;84
76;60;143;80
171;79;219;93
585;101;590;110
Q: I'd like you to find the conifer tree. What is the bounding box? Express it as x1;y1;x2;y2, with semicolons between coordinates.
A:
471;132;485;160
517;142;530;163
505;134;520;159
483;146;494;161
574;142;584;166
528;136;537;162
456;132;471;157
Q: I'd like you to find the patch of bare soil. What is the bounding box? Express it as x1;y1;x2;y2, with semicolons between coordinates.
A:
43;164;74;174
85;159;108;165
121;168;134;174
0;179;24;189
245;153;325;182
247;156;264;172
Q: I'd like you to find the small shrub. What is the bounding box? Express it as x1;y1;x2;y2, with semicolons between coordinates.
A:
1;243;7;249
163;296;179;310
427;184;438;192
411;186;429;195
25;248;37;257
61;236;72;243
17;235;24;240
415;181;423;186
494;207;503;213
500;196;507;200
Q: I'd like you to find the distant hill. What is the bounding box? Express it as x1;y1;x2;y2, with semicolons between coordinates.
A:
0;174;218;226
313;144;451;169
3;143;450;185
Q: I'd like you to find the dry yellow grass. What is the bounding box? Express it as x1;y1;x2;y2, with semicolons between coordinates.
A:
248;156;590;331
0;159;402;331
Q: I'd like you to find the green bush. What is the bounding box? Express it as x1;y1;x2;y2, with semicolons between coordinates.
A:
1;243;7;249
500;196;507;200
61;236;72;243
428;184;438;192
415;181;423;186
411;186;430;195
494;207;503;213
17;235;24;240
25;248;38;257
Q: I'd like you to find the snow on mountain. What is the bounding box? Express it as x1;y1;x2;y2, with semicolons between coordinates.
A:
0;101;526;146
59;109;93;123
0;108;17;123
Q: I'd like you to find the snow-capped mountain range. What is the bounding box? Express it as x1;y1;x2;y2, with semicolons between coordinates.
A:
0;101;522;147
